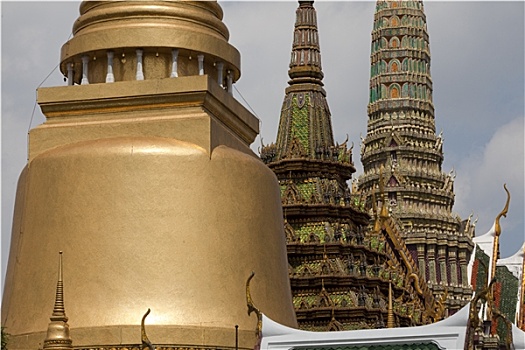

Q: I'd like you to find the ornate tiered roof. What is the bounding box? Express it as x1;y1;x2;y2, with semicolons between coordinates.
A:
261;0;440;330
358;0;474;312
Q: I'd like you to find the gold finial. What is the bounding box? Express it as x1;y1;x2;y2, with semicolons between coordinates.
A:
246;272;262;336
43;251;73;350
487;184;510;323
494;184;510;237
464;212;473;233
52;251;65;318
141;309;154;350
387;282;394;328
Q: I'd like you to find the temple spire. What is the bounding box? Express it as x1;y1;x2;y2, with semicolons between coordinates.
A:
359;0;475;313
266;0;336;161
260;0;432;330
43;252;72;350
52;252;66;317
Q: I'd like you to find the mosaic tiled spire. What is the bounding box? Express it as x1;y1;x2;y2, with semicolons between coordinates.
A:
261;0;437;330
272;0;334;161
358;0;474;312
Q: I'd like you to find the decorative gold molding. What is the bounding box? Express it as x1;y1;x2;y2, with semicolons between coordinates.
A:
246;272;262;336
434;288;448;321
141;309;154;350
406;272;423;295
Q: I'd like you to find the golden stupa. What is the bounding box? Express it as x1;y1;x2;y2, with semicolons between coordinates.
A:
1;1;297;349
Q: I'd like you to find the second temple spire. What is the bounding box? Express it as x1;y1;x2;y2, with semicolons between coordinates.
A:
263;0;338;162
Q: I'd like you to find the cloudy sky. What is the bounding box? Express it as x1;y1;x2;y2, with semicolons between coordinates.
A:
2;1;524;292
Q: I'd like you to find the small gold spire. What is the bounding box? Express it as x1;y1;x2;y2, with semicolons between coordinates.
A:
387;282;394;328
52;251;65;317
43;251;73;350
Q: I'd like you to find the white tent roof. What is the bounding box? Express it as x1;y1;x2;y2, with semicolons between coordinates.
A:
260;303;470;350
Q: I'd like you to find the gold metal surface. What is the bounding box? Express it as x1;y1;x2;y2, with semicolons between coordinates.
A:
3;103;297;348
2;2;297;348
32;75;259;161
